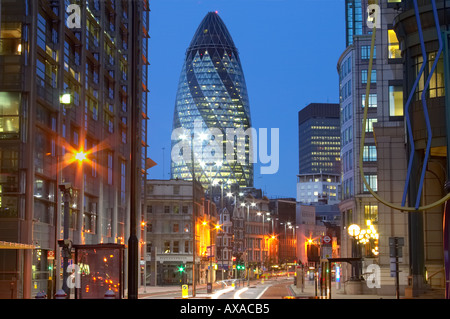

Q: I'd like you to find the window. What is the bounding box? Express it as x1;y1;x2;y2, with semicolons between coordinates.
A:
164;206;170;214
173;185;180;195
37;14;46;51
164;241;170;253
120;161;126;205
173;241;179;253
389;86;403;116
147;205;153;214
363;145;377;161
364;118;378;132
0;22;22;56
107;151;113;185
364;204;378;223
0;92;20;138
428;52;445;98
362;70;376;84
361;45;376;60
185;241;190;253
361;94;377;108
173;223;179;233
363;174;378;192
388;30;401;59
182;206;189;214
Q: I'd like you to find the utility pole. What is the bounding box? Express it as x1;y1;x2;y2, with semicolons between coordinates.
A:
191;134;197;297
58;184;73;298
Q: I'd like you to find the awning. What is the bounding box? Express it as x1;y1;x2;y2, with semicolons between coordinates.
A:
0;241;36;249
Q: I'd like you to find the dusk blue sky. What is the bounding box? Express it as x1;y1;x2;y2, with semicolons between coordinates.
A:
147;0;346;199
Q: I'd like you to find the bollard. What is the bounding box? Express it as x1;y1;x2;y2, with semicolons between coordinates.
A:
104;289;116;299
35;291;47;299
55;289;67;299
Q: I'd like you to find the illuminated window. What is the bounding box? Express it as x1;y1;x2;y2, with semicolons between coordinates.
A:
388;30;401;59
0;92;20;138
361;94;377;108
364;118;378;132
0;22;22;55
428;52;445;98
364;204;378;223
363;145;377;161
389;86;403;116
363;174;378;192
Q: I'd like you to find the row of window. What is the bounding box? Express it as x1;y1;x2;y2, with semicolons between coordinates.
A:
147;205;190;214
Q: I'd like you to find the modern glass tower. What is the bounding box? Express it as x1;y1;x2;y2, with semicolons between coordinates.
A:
171;12;253;189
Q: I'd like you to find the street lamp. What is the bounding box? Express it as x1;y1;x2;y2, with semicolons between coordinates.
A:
348;224;361;280
59;93;72;105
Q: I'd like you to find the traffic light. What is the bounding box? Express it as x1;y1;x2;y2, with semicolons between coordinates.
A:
178;265;185;273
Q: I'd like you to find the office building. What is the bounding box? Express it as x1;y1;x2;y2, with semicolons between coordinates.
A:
144;179;217;285
298;103;341;175
0;0;150;298
171;12;253;189
393;0;448;297
297;173;341;205
337;0;409;295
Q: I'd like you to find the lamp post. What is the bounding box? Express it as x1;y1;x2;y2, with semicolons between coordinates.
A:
348;224;361;280
241;201;255;286
59;183;72;297
203;220;220;293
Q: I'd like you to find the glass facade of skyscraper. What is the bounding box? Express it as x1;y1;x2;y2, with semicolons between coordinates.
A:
171;12;253;189
298;103;341;175
345;0;363;46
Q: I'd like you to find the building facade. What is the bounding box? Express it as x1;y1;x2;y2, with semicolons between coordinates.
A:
269;198;297;269
297;173;341;205
337;0;409;295
298;103;341;176
144;179;218;286
394;0;448;296
0;0;149;298
171;12;253;189
232;193;270;278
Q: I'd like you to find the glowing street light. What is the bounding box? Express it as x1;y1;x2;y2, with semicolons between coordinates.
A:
348;224;361;237
59;93;72;105
75;151;87;162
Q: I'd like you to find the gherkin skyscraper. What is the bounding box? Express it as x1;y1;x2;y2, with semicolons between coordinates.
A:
171;12;253;189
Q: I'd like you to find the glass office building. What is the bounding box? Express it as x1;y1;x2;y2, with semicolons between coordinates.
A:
171;12;253;189
0;0;150;298
298;103;341;175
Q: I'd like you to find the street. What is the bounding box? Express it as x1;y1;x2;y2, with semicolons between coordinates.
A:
140;277;295;300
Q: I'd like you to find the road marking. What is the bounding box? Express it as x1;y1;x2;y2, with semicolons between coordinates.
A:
233;287;248;299
211;286;235;299
256;285;270;299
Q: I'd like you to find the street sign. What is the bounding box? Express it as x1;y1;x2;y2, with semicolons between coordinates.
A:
47;250;55;260
322;235;332;244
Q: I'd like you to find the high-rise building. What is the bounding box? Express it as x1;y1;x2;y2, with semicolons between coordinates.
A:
0;0;149;298
298;103;341;175
337;0;409;296
394;0;448;297
171;12;253;189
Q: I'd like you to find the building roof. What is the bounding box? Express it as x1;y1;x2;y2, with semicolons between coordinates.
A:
188;12;237;53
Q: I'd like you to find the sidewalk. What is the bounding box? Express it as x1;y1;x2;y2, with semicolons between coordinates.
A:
289;280;445;299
